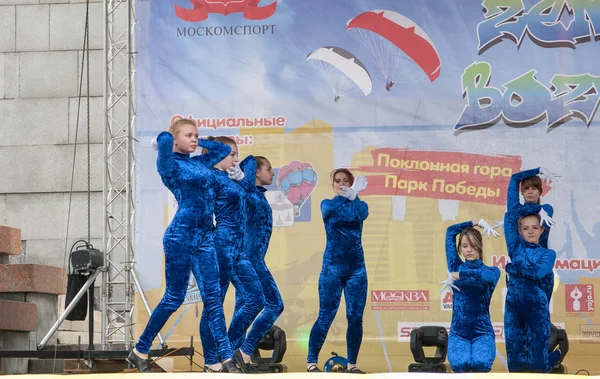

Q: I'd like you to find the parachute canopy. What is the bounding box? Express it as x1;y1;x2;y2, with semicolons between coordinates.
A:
307;46;372;100
347;10;441;84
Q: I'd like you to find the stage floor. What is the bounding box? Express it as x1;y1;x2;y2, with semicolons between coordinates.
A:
6;373;599;378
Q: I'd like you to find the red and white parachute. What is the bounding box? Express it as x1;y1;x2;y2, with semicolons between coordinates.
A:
307;46;372;102
347;10;441;90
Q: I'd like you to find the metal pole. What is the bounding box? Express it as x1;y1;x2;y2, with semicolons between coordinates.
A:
38;270;101;350
101;0;109;350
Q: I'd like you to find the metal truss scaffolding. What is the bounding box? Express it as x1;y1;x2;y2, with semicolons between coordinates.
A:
102;0;136;350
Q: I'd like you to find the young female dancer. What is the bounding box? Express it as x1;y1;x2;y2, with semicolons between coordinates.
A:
231;155;284;372
503;167;561;372
505;167;559;248
504;206;561;372
442;220;500;372
129;119;241;373
197;137;265;372
307;169;369;374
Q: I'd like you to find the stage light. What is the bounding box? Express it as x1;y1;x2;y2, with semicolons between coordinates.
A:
248;325;287;373
549;323;569;374
408;326;448;373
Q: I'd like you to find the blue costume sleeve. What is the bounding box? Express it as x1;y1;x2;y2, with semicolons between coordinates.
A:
156;131;175;178
504;203;542;259
507;168;540;211
239;155;257;192
321;196;368;222
538;204;553;248
445;221;472;273
459;266;501;288
192;138;231;168
505;249;556;280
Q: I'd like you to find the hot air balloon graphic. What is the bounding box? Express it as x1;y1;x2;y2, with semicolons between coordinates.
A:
277;161;318;217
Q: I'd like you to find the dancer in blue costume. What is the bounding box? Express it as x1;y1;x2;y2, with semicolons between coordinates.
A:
503;167;560;304
128;119;241;373
504;167;560;248
307;169;369;374
197;137;265;372
231;155;284;372
439;220;500;372
504;205;562;372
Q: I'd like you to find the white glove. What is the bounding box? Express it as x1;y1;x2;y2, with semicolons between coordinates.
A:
438;271;460;294
493;220;504;231
478;219;501;238
339;186;357;201
351;175;368;194
539;208;556;227
227;162;245;181
539;167;561;185
151;136;158;151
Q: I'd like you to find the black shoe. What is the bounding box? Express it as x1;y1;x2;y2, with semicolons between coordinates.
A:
203;365;223;372
234;349;249;373
126;350;153;372
223;360;243;373
345;367;366;374
307;364;322;372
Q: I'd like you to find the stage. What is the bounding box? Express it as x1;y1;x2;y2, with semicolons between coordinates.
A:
4;373;598;378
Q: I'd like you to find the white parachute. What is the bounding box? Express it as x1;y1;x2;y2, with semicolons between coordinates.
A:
307;46;372;102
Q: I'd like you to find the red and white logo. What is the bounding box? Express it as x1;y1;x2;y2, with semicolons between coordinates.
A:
565;284;595;313
371;290;429;311
440;290;452;311
175;0;277;22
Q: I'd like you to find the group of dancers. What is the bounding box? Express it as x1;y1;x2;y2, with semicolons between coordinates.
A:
440;167;563;373
125;117;564;374
125;118;371;374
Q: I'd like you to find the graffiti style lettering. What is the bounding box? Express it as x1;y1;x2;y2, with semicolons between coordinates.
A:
478;0;600;52
456;61;600;129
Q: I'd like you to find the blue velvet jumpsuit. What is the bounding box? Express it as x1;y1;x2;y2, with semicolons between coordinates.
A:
307;195;369;365
507;168;553;248
506;168;554;302
504;204;561;372
199;166;265;364
231;155;284;356
445;221;500;372
136;132;235;362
